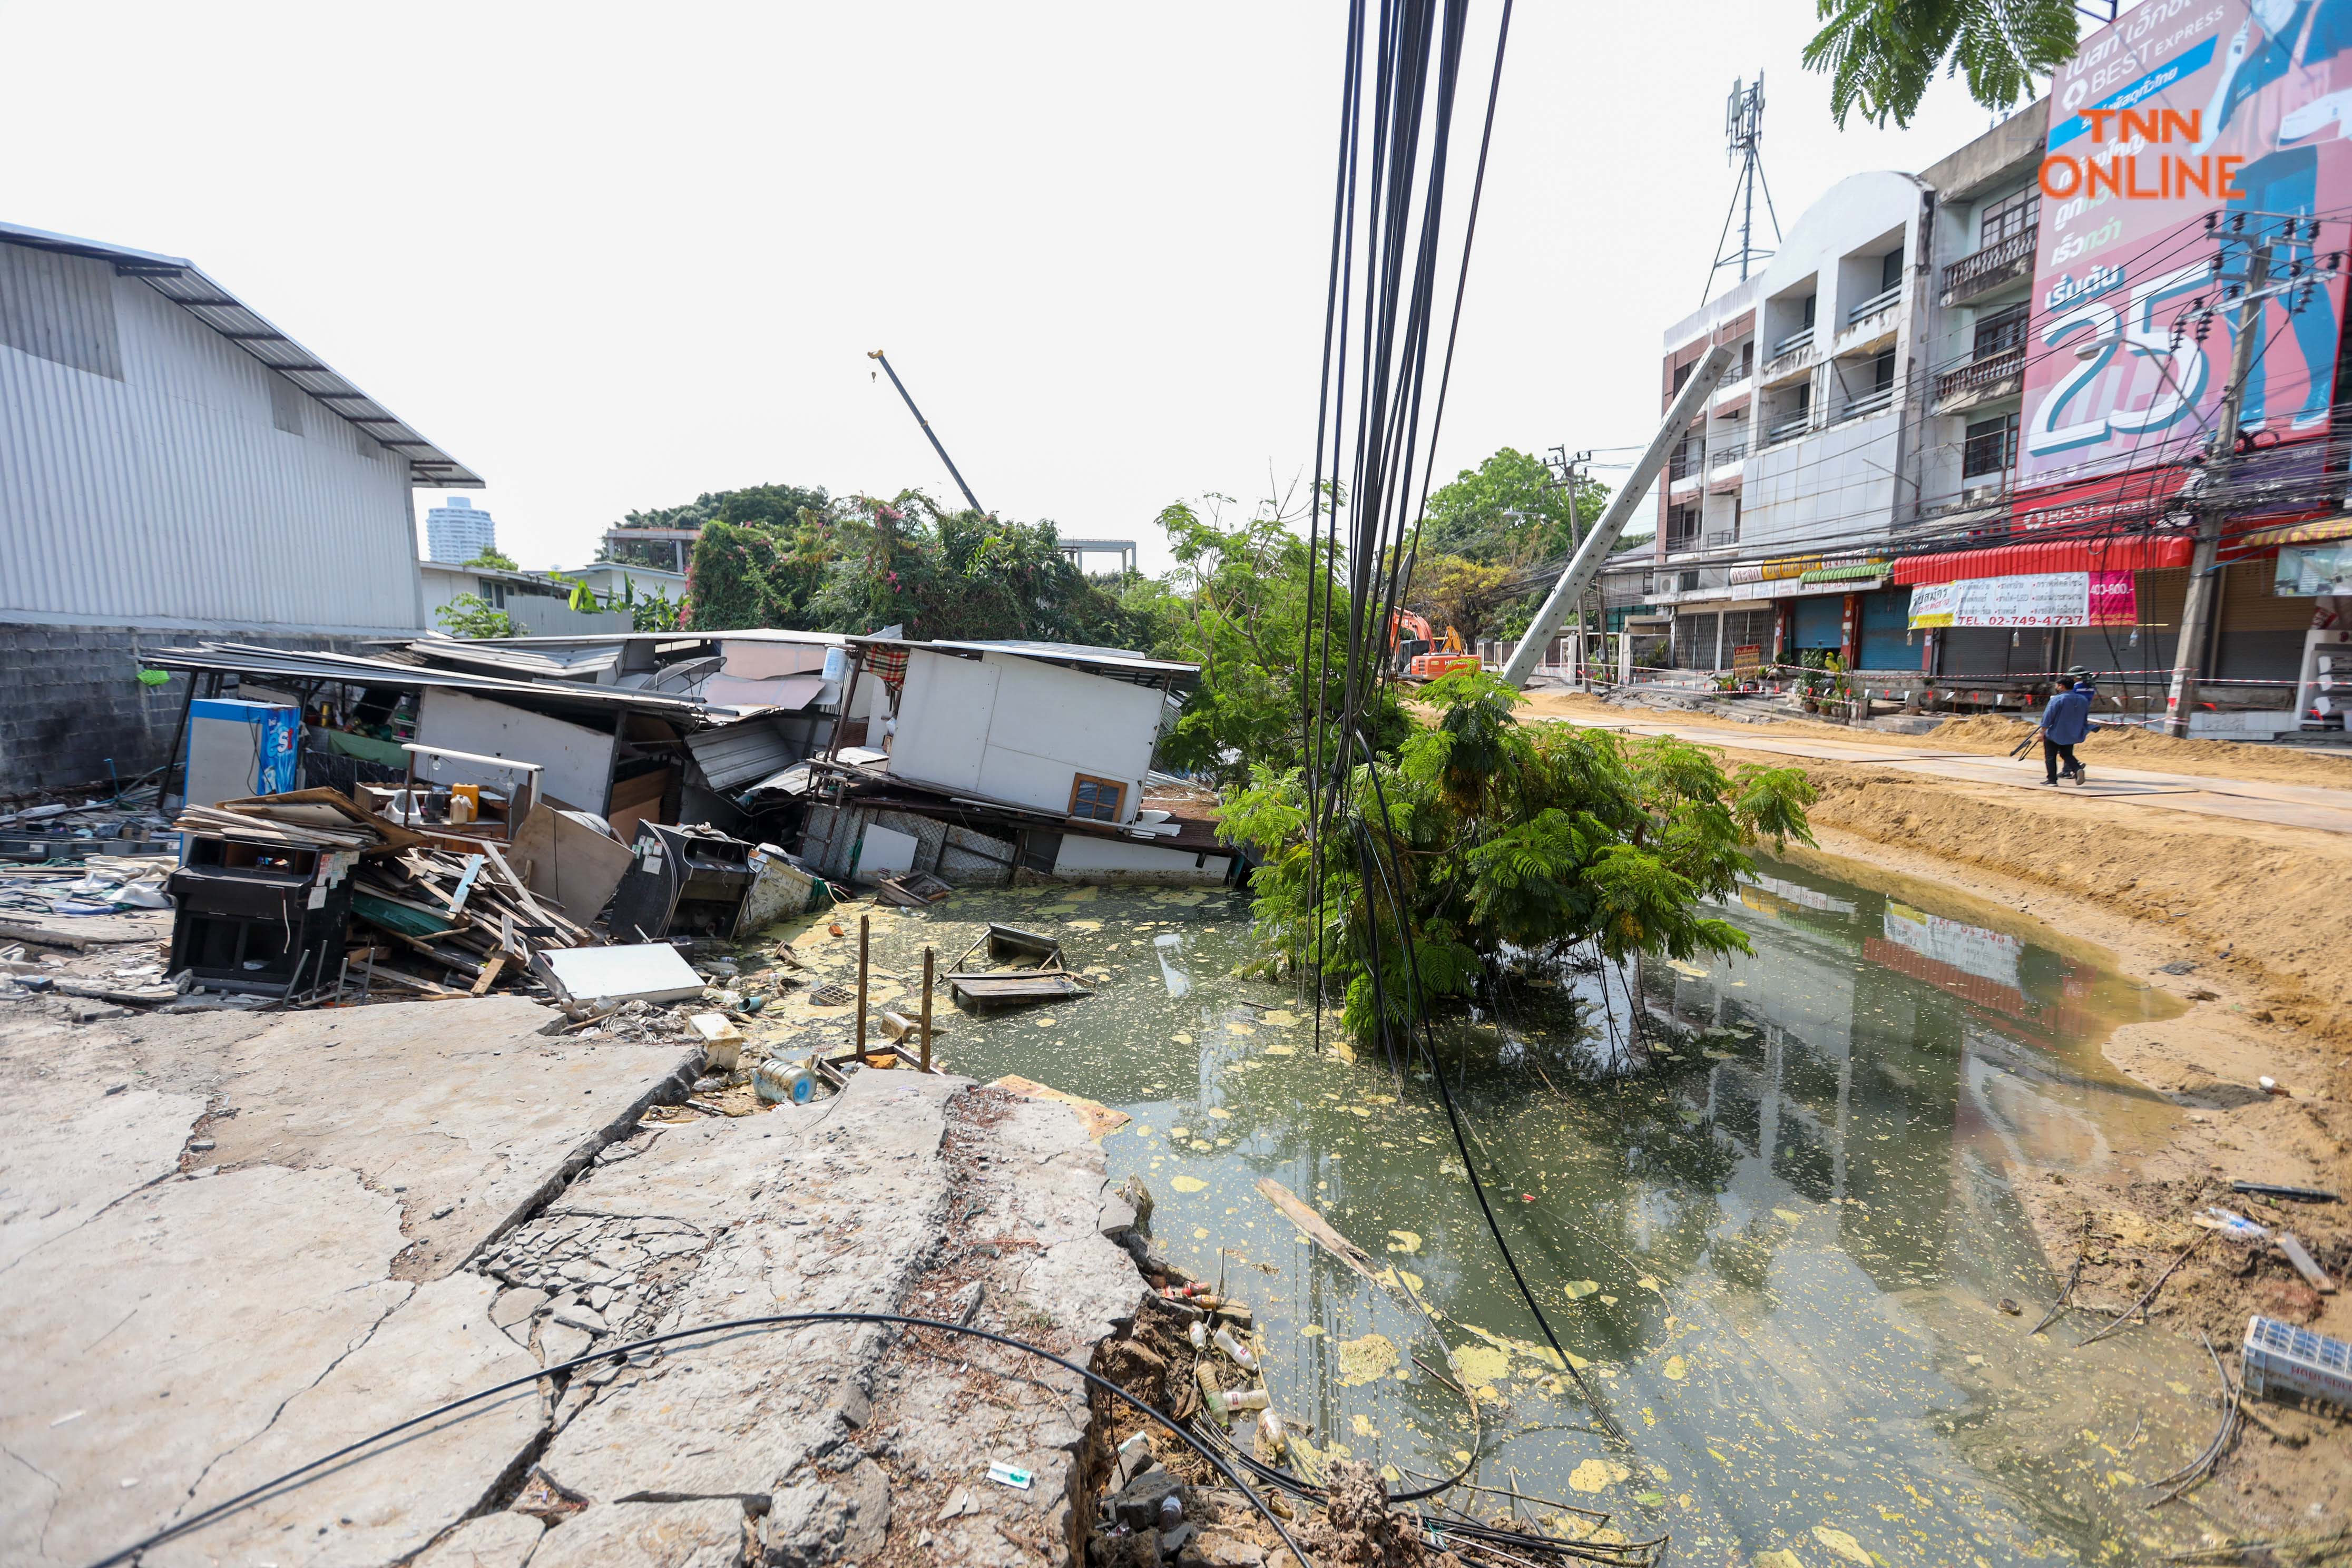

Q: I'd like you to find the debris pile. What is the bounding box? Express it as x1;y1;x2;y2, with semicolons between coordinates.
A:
0;783;177;861
349;844;596;1000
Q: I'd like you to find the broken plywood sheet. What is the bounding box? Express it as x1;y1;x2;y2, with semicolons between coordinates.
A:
539;943;705;1009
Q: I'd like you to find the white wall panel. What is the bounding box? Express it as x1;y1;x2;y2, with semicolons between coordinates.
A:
416;688;616;812
0;248;426;633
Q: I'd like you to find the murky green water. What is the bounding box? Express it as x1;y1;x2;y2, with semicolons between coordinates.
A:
792;857;2214;1566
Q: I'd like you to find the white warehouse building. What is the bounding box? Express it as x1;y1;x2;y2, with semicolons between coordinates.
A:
0;221;478;790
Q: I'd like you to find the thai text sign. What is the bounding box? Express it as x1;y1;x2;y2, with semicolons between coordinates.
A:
2019;0;2352;499
1907;570;2139;628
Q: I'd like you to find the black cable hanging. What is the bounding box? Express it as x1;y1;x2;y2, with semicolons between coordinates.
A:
1292;0;1648;1468
80;1311;1311;1568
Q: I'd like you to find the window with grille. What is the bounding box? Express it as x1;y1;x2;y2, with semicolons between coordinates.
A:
1880;250;1903;292
1962;413;2018;478
1980;187;2039;246
1973;302;2028;359
1068;775;1125;822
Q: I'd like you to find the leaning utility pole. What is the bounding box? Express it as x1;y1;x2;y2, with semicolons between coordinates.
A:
867;349;987;517
2161;243;2270;738
1544;447;1594;685
1502;344;1734;688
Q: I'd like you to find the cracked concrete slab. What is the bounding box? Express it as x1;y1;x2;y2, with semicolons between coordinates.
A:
412;1510;545;1567
528;1499;746;1568
0;994;700;1568
151;1273;544;1568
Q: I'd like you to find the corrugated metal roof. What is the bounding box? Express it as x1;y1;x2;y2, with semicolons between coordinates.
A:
865;636;1200;689
0;221;479;487
685;715;806;791
145;642;711;721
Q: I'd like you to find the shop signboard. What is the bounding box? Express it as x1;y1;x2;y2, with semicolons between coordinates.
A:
2277;540;2352;593
1907;570;2139;628
2017;0;2352;516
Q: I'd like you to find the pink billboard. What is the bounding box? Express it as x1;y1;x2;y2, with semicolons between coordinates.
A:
2016;0;2352;514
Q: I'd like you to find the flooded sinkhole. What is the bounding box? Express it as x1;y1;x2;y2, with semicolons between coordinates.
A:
762;858;2204;1565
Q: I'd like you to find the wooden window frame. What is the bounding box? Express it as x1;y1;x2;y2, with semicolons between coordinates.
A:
1068;774;1125;822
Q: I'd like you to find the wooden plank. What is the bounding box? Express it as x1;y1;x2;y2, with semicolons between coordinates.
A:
469;953;508;997
0;919;153;950
366;963;464;997
1255;1177;1389;1288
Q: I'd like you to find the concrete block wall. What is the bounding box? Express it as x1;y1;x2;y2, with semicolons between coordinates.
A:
0;624;349;796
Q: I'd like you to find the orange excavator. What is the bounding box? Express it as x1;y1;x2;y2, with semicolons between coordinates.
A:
1389;609;1480;680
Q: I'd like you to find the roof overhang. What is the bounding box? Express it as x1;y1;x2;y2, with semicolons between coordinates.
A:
0;221;482;488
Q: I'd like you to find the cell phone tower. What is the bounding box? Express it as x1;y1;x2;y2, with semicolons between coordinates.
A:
1704;74;1780;303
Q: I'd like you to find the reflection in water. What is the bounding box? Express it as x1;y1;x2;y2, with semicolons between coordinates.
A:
832;860;2197;1566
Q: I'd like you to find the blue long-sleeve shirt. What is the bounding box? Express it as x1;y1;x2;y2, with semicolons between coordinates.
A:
2041;688;2095;746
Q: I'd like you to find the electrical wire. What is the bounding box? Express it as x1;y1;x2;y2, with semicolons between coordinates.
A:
79;1311;1311;1568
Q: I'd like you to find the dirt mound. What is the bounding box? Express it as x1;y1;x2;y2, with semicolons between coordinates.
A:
1923;714;2352;787
1926;714;2039;746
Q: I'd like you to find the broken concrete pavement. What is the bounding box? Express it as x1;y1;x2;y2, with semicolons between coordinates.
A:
3;986;1145;1567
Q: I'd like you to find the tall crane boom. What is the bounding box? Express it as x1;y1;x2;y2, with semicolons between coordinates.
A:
868;349;986;517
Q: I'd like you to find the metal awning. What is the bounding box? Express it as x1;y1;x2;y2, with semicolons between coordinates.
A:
0;221;481;487
2233;514;2352;550
1890;535;2194;585
1798;562;1889;584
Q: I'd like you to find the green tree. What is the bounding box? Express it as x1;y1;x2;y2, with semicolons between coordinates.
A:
434;593;515;639
1804;0;2078;129
1219;670;1815;1050
682;491;1146;643
1419;448;1612;567
462;547;519;571
602;483;834;568
1144;493;1407;791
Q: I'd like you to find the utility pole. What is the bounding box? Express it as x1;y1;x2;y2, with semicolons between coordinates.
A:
1503;346;1734;689
868;349;987;517
2162;242;2270;738
1544;447;1593;685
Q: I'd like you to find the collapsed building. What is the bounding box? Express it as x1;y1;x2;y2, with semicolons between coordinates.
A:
143;628;1236;897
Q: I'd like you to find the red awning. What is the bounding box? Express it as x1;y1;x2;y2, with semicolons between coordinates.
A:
1890;535;2194;585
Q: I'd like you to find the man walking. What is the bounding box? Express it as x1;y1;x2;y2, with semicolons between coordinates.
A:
2038;674;2102;785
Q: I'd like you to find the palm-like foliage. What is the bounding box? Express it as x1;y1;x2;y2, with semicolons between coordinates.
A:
1804;0;2081;129
1219;671;1816;1053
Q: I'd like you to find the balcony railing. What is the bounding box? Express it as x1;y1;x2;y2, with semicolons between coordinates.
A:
1668;446;1699;482
1764;411;1811;446
1771;326;1815;359
1934;345;2024;402
1941;227;2038;301
1664;529;1702;555
1707;439;1748;467
1845;284;1902;325
1838;385;1896;422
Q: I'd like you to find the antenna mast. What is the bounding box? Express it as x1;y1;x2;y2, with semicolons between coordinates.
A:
1703;74;1780;302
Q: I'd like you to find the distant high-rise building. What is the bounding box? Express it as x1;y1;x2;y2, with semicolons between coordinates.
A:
425;496;497;564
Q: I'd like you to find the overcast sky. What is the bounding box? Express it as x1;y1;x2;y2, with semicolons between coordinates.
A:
3;3;2013;576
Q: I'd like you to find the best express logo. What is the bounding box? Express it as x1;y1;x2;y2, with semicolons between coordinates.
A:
2039;106;2246;201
